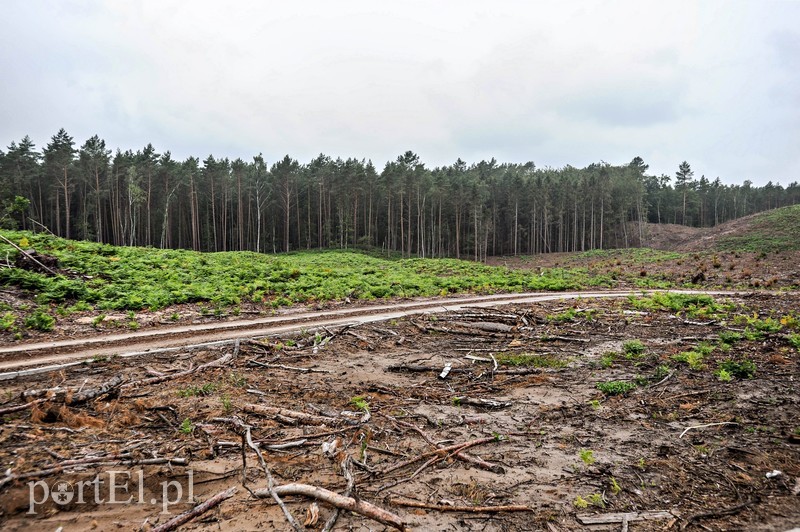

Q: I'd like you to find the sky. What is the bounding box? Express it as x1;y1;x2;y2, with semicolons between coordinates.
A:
1;0;799;186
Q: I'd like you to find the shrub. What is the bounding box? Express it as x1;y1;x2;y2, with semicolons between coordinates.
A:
596;380;637;395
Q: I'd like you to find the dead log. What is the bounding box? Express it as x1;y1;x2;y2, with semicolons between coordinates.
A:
242;404;338;426
390;498;531;513
151;486;237;532
254;483;405;531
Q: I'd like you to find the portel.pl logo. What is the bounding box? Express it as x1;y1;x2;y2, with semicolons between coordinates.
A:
28;470;194;515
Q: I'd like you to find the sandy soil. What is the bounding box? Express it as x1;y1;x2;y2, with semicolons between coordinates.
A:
1;292;798;531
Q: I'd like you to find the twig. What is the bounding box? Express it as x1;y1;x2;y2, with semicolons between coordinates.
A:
248;360;333;373
679;499;755;530
389;498;531;513
150;486;237;532
679;422;739;439
122;340;239;390
254;483;405;531
380;436;499;476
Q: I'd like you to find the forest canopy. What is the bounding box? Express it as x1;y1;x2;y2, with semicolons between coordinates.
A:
1;129;797;258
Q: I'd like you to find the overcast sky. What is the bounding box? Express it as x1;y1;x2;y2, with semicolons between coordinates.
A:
2;1;798;185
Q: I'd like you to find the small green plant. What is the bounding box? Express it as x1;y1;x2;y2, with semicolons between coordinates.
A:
169;312;180;321
350;396;370;412
127;319;139;330
0;312;16;331
718;331;742;345
623;340;646;358
596;380;637;395
609;476;621;495
788;333;800;350
672;350;706;370
179;418;193;434
587;493;605;508
92;313;106;328
716;368;733;382
579;449;595;465
221;395;232;412
24;308;55;331
599;353;615;369
718;358;756;379
178;383;218;397
588;399;601;410
573;495;589;509
652;364;671;381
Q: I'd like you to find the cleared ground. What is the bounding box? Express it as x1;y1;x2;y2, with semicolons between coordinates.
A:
1;291;798;531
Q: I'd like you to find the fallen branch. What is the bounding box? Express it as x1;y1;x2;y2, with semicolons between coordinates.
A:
453;396;512;409
248;360;333;374
241;404;339;426
0;398;47;416
151;486;237;532
254;483;405;531
381;436;500;476
122;340;239;390
0;234;59;276
390;498;531;513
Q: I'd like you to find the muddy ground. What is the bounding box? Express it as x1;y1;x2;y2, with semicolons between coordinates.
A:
1;291;798;531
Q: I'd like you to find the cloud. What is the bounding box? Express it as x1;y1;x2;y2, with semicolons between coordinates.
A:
1;0;799;184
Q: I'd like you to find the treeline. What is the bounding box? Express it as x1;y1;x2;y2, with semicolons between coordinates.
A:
1;129;798;258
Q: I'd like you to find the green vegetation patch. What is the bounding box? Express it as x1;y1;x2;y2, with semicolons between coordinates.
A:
596;380;637;395
715;205;800;253
0;230;606;312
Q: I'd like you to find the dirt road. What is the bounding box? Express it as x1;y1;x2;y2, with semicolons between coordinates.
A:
0;289;745;375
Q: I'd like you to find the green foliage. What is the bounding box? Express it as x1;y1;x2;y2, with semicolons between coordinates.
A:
788;333;800;350
672;350;706;370
599;353;615;368
596;380;637;395
628;292;725;318
350;396;369;412
622;339;646;358
495;353;567;368
221;395;232;412
715;205;800;252
716;368;733;382
0;312;15;331
718;331;742;345
573;495;589;509
0;231;600;311
609;477;621;495
579;449;595;465
179;418;193;434
24;308;55;331
718;358;756;379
